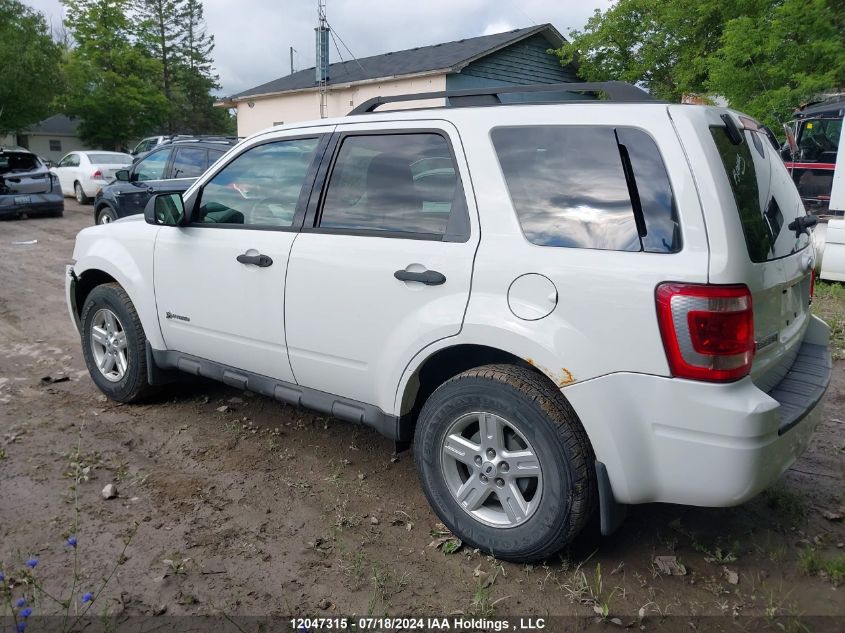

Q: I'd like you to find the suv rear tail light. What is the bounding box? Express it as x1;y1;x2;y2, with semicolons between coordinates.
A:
656;283;754;382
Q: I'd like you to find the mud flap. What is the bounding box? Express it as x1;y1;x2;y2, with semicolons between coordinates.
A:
596;461;627;536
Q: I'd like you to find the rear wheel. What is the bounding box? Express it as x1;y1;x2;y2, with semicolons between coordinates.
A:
74;182;90;205
414;364;596;562
80;283;152;402
97;206;117;224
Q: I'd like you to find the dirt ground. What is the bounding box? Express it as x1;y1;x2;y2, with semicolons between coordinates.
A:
1;201;844;631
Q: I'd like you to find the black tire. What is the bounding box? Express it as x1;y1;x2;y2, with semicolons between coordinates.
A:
96;205;117;224
80;283;153;403
74;182;90;205
414;364;597;562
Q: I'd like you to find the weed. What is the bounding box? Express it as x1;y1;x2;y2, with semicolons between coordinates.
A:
799;547;845;585
162;553;190;575
763;485;808;524
813;281;845;359
561;561;619;618
0;447;6;460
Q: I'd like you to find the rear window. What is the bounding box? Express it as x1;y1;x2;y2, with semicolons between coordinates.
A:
491;126;679;252
88;153;131;164
0;153;39;174
710;126;810;262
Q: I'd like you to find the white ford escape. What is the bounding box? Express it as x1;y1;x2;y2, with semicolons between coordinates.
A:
66;82;832;561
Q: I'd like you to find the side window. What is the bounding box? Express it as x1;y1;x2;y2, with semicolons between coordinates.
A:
62;153;80;168
318;133;461;237
172;147;206;178
207;149;225;169
491;126;680;253
196;137;319;227
134;149;172;181
49;139;62;152
57;154;72;167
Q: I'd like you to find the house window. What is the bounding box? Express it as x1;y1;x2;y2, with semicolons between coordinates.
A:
49;139;62;152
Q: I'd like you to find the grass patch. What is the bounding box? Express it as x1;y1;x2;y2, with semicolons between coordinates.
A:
799;547;845;585
762;484;807;524
813;281;845;359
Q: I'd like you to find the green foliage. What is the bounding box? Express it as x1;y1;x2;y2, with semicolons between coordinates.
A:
557;0;845;128
0;0;62;135
709;0;845;128
59;0;230;148
60;0;169;149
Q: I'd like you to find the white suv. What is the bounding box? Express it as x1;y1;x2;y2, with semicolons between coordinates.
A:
66;82;832;561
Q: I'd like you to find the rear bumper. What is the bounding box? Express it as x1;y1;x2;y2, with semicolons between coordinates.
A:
565;315;831;507
0;192;63;218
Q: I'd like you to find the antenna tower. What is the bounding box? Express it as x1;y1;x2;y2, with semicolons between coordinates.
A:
316;0;329;118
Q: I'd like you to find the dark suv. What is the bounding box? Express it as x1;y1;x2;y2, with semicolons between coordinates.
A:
93;139;236;224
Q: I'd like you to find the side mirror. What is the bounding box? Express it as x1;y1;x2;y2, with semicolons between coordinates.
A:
144;192;186;226
115;169;130;182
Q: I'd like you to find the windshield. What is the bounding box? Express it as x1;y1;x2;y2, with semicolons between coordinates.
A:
87;153;132;164
0;152;40;174
711;126;810;263
797;118;841;163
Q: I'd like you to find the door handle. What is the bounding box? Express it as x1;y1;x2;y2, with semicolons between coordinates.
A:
393;269;446;285
237;253;273;267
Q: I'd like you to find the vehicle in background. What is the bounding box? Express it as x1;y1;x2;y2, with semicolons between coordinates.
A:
0;147;63;219
131;135;168;156
52;151;133;205
131;135;240;162
782;97;843;217
93;139;234;224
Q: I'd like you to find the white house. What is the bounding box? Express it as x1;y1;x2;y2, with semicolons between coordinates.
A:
0;115;90;162
217;24;583;137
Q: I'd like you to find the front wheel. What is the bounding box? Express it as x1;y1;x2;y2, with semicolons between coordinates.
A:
80;283;153;402
97;205;117;224
414;364;597;562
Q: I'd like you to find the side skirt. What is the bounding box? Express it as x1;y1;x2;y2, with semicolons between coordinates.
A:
148;345;412;442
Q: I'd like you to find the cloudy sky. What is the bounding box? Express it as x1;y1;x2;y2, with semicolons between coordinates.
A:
23;0;612;96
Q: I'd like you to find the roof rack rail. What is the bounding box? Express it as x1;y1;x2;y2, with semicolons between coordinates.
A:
349;81;657;115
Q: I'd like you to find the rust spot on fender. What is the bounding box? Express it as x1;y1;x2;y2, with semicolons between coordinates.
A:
524;358;575;388
557;367;575;387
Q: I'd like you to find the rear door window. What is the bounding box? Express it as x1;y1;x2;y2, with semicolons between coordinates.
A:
172;147;206;178
317;133;463;238
491;126;679;252
710;125;809;262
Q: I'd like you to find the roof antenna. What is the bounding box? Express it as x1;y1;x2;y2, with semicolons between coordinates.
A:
747;54;793;155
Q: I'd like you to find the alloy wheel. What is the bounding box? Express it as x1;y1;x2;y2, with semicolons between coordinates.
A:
89;308;128;382
441;411;543;528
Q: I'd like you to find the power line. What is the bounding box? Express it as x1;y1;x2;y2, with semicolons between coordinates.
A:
325;20;366;74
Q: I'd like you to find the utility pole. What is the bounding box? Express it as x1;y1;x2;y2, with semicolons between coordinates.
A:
290;46;295;75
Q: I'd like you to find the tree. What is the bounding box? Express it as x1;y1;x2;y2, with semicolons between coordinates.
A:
708;0;845;127
0;0;62;135
60;0;168;149
557;0;845;128
137;0;183;133
172;0;234;134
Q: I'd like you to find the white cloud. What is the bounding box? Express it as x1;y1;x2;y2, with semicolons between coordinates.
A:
22;0;613;96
